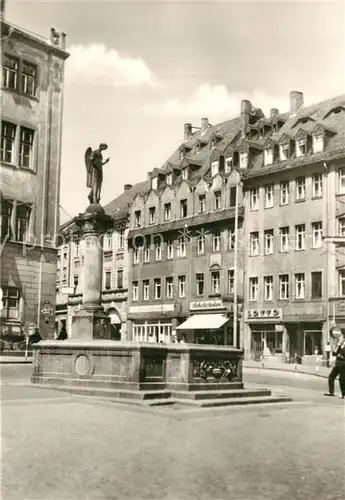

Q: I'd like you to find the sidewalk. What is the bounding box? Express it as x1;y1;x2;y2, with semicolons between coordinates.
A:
243;359;329;379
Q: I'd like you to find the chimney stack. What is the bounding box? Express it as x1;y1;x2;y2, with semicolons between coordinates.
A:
240;99;252;134
184;123;192;141
289;91;304;114
270;108;279;118
124;184;133;191
201;117;209;134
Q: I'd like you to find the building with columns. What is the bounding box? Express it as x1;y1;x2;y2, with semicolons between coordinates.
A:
0;12;69;343
242;92;345;360
55;182;148;339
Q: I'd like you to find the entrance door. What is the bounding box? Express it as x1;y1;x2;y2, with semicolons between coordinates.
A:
304;331;322;355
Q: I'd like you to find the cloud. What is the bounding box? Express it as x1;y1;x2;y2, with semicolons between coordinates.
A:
66;44;157;87
145;84;291;119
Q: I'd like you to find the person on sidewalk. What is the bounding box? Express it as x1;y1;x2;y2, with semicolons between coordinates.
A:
325;341;332;368
324;333;345;399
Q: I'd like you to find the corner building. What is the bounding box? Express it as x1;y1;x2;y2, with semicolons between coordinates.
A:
242;92;345;361
0;17;69;341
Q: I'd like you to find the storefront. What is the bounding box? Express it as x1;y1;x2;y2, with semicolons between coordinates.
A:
133;320;173;343
246;307;286;359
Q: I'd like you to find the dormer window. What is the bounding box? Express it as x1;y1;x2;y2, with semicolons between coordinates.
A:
152;177;158;190
195;143;200;154
182;168;188;180
179;148;185;160
211;160;219;177
296;139;306;157
166;173;172;185
225;156;233;173
264;148;273;166
149;207;156;225
211;138;217;148
313;134;324;153
239;152;248;169
280;143;289;161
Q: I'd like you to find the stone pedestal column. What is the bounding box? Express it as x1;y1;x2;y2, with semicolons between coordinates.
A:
71;204;114;340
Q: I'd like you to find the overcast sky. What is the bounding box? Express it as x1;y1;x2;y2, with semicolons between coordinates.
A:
7;0;345;221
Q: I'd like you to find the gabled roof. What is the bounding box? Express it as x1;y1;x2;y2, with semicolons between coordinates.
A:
103;180;149;219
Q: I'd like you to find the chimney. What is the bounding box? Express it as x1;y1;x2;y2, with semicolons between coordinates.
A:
124;184;133;191
270;108;279;118
240;100;252;134
289;91;304;114
184;123;192;141
201;117;209;134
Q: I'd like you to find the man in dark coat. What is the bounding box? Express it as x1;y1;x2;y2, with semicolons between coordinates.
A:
324;333;345;399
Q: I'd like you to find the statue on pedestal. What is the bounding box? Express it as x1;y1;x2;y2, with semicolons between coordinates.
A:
84;144;110;205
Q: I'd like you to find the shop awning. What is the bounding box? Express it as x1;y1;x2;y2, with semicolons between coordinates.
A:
176;314;229;330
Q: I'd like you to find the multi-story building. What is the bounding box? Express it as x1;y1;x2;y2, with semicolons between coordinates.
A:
55;182;147;339
243;91;345;360
0;11;69;343
127;112;251;346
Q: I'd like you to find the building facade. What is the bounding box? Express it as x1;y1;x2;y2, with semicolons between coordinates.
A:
0;15;69;344
55;182;147;339
242;92;345;360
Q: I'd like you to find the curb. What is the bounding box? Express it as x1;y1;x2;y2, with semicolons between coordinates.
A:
0;360;33;365
244;365;328;379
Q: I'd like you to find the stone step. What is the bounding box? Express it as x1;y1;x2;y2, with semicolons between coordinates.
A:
174;395;292;408
172;388;271;400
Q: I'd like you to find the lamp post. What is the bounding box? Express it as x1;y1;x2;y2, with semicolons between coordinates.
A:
233;169;242;349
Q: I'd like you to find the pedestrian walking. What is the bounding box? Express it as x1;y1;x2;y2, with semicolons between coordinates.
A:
325;341;331;368
314;346;321;372
324;333;345;399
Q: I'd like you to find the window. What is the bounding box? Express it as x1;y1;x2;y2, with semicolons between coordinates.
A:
133;247;139;264
132;281;139;301
239;152;248;169
228;270;234;294
134;210;141;228
225;156;232;173
339;270;345;296
312;222;323;249
296;177;306;201
22;61;37;97
250;232;259;256
178;275;186;297
296;139;306;157
0;287;20;319
105;270;112;290
295;224;306;251
313;134;324;153
197;233;205;254
198;195;206;213
339;168;345;194
196;273;204;296
230;187;236;207
182;168;188;180
249;277;259;301
18;126;35;169
166;173;172;185
144;246;150;262
280;182;289;205
212;231;221;252
1;121;16;164
16;204;31;242
311;272;322;298
214;191;222;210
117;269;123;289
177;237;186;258
0;199;12;240
211;160;219;176
295;273;305;299
279;274;289;300
264;184;274;208
164;203;171;221
312;173;323;198
149;206;156;225
166;277;173;299
2;55;19;90
250;188;259;211
264;229;274;255
279;227;289;253
105;233;112;251
143;280;150;300
228;228;235;250
154;278;162;299
280;143;289;161
339;218;345;237
180;199;187;218
118;230;125;250
211;271;220;294
167;240;174;259
155;239;162;260
264;276;273;301
264;148;273;165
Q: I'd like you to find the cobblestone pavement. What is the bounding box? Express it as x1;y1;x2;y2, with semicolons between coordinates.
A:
2;365;345;500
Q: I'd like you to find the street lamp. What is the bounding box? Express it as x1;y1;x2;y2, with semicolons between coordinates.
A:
233;168;243;349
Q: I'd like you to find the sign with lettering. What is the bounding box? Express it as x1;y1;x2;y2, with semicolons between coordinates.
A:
190;300;225;311
246;308;283;321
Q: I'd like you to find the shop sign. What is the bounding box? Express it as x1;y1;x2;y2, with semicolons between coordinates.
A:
246;308;282;321
190;300;224;311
